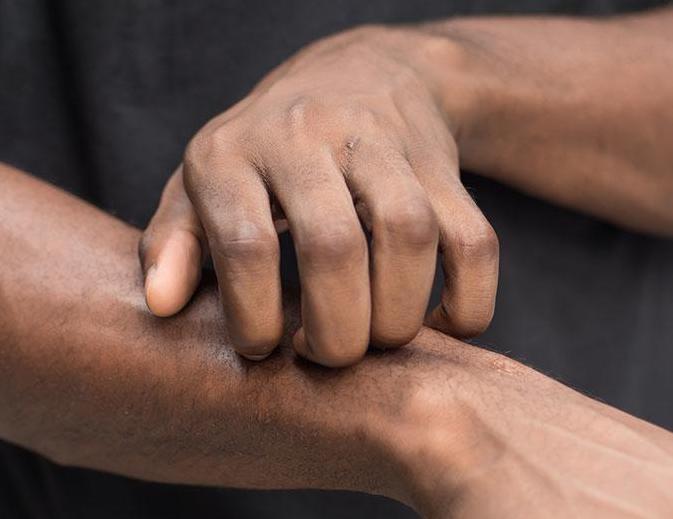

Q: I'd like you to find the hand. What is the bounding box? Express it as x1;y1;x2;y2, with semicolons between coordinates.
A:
139;26;499;367
3;163;671;518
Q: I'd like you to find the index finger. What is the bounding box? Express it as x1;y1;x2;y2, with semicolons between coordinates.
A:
184;150;284;360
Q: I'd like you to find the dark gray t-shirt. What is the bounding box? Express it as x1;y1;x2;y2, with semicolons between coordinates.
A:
1;1;671;517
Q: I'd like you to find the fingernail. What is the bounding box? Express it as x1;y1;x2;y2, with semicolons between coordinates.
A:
145;264;157;299
145;263;168;316
240;352;272;361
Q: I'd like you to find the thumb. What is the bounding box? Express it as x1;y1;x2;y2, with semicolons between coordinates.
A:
139;167;205;317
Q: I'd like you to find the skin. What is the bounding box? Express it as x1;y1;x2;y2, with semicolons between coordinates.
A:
141;7;673;367
3;7;673;518
2;162;673;518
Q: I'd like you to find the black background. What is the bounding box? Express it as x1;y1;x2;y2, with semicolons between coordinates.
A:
1;1;671;517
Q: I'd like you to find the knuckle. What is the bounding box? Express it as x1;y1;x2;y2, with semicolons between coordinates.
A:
379;198;438;247
182;139;212;193
183;127;239;177
283;98;380;139
299;222;366;267
211;226;279;263
209;125;239;150
183;133;210;170
453;218;499;263
285;96;323;135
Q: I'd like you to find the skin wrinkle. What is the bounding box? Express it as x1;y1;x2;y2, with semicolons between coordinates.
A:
502;437;647;519
147;21;503;362
528;413;673;468
4;6;673;517
1;166;673;514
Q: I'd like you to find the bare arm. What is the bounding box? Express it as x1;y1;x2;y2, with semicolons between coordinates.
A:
139;7;673;367
1;162;672;517
427;6;673;234
0;162;393;494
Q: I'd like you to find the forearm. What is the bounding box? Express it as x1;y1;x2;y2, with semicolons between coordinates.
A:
1;163;672;517
0;162;488;506
420;8;673;234
0;163;402;495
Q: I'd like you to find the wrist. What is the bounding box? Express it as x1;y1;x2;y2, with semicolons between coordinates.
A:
371;333;551;516
364;333;508;514
412;18;533;176
407;23;488;141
